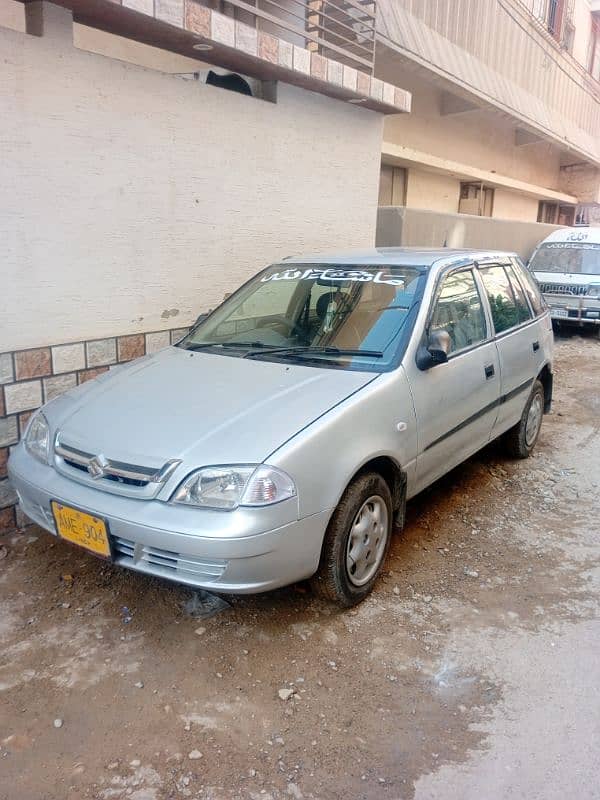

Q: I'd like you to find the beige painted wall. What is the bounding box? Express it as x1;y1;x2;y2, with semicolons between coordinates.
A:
404;168;459;213
491;189;539;222
383;74;563;191
0;3;384;352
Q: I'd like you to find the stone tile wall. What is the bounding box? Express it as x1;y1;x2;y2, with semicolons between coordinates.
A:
0;326;188;533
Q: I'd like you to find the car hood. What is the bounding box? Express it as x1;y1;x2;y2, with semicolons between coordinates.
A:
50;347;377;468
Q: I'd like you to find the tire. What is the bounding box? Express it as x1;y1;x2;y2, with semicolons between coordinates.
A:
310;472;393;607
504;379;544;459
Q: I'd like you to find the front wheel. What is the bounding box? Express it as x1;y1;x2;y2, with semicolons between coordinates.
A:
310;472;393;607
504;379;544;459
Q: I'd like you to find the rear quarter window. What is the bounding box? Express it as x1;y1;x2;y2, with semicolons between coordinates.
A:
512;258;546;315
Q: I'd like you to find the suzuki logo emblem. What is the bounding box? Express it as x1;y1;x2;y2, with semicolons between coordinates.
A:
87;454;109;480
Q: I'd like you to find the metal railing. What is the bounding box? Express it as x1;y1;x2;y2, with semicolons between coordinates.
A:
203;0;377;73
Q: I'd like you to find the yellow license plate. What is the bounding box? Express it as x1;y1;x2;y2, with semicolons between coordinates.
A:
51;501;111;558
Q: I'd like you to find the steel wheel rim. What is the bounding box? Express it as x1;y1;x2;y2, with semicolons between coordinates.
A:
525;392;543;446
345;495;389;587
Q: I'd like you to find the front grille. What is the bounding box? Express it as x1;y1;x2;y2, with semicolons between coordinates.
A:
54;437;181;496
113;536;227;583
62;457;147;487
538;282;588;296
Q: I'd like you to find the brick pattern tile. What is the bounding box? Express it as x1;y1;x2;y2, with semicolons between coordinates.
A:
123;0;153;12
185;0;210;36
145;331;171;354
18;411;35;437
235;21;257;56
0;448;8;480
0;417;18;448
78;367;109;384
0;478;17;510
43;373;77;402
258;31;278;64
86;338;117;368
155;0;183;27
4;381;42;415
310;53;327;81
278;40;293;70
118;334;145;362
0;505;16;534
356;71;370;95
370;77;383;102
383;82;395;106
15;348;51;380
343;65;358;92
52;342;85;374
170;328;189;344
0;353;14;385
293;45;311;75
327;59;343;86
211;11;235;47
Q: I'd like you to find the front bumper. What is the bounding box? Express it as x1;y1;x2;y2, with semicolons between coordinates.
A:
8;445;330;593
544;295;600;325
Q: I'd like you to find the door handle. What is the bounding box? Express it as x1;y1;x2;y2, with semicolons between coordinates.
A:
532;341;540;352
484;363;495;379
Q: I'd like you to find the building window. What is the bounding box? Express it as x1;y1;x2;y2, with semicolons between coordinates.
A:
537;202;575;225
378;165;407;206
547;0;565;41
459;182;494;217
589;20;600;80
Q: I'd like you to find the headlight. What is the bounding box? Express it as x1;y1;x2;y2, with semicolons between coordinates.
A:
587;283;600;298
25;412;50;464
172;465;296;510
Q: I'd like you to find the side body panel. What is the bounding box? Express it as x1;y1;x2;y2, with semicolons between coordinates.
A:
268;367;418;519
405;341;501;495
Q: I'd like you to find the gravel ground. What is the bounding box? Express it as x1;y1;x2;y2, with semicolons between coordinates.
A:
1;333;599;800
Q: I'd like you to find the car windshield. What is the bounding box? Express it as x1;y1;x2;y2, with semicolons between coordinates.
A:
178;264;426;371
529;242;600;275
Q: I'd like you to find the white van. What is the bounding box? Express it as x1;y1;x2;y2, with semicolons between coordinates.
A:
528;227;600;330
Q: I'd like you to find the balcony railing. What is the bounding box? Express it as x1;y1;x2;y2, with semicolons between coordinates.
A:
199;0;377;73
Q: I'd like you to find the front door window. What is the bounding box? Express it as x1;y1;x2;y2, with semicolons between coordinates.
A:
430;270;487;353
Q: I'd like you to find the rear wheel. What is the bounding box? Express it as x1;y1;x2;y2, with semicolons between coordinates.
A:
310;472;393;607
504;379;544;459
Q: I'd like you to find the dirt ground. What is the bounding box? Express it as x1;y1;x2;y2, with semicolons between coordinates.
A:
1;332;599;800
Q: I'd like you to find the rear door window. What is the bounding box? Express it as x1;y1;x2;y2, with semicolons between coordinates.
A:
504;263;533;323
479;265;525;334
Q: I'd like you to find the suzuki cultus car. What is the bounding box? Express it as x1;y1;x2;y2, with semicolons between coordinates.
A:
9;249;553;606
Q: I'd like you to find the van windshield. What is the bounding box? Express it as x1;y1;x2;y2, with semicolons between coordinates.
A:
529;242;600;275
179;264;426;371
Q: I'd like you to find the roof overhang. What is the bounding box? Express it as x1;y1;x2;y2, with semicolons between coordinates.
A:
382;141;578;205
24;0;411;114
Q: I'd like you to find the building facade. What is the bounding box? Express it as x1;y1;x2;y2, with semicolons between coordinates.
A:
0;0;410;531
375;0;600;232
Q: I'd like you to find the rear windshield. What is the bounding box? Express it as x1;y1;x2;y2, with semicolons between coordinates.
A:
529;242;600;275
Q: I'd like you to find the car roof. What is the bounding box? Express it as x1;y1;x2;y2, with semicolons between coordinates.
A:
535;227;600;245
282;247;518;268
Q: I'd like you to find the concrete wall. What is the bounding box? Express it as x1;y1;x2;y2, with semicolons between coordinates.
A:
0;2;384;352
405;169;459;213
376;206;563;260
492;189;540;222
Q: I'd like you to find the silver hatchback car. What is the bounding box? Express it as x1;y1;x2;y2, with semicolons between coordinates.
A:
9;249;553;606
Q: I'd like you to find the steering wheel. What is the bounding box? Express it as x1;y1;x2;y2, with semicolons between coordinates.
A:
257;315;304;338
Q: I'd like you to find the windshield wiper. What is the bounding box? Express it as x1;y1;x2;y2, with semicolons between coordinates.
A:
183;341;274;352
244;346;384;360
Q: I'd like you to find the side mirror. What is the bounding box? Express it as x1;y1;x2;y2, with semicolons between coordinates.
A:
428;329;451;363
195;311;210;326
416;329;451;370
